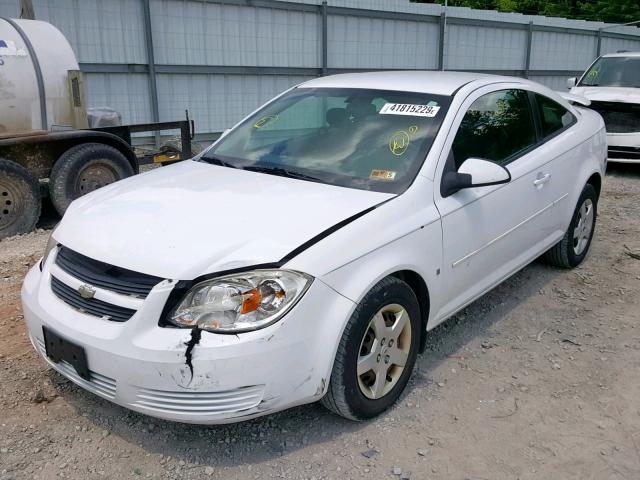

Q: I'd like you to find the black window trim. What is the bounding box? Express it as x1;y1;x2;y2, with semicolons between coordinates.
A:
529;91;578;146
448;87;540;171
440;87;578;192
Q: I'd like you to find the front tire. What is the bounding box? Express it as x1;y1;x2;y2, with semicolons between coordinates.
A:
543;183;597;268
322;276;420;420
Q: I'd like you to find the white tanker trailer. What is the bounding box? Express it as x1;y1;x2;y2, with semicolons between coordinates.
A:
0;18;194;238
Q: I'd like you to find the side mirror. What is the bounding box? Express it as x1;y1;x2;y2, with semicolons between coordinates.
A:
566;77;577;89
442;158;511;198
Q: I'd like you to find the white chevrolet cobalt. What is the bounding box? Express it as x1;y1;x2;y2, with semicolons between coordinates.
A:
22;72;606;423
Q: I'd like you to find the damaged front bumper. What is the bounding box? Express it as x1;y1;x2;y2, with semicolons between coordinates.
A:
21;255;355;424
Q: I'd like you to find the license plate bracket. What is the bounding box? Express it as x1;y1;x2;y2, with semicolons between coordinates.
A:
42;326;90;381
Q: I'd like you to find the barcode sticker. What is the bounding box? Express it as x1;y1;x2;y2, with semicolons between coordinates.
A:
379;103;440;117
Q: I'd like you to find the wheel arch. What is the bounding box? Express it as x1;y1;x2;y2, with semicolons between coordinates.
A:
389;270;430;353
587;171;602;199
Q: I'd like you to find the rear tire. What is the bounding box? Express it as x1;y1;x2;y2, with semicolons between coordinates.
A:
543;184;597;268
49;143;134;216
321;276;420;420
0;159;41;239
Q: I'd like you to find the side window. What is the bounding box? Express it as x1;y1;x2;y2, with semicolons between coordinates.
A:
451;89;536;169
535;94;575;138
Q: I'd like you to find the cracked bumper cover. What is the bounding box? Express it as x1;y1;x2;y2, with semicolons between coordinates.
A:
21;261;355;424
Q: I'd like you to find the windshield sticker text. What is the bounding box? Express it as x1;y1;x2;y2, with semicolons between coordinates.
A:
253;115;278;129
380;103;440;117
389;130;410;156
370;170;397;181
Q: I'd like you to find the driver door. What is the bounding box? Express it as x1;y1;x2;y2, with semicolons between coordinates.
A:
433;86;559;324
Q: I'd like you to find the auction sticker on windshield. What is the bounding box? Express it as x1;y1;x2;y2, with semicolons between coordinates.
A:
369;169;397;181
379;103;440;117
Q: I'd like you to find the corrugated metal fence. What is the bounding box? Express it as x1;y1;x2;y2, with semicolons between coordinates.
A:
1;0;639;140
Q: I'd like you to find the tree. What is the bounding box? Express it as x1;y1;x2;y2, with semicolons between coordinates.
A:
415;0;640;24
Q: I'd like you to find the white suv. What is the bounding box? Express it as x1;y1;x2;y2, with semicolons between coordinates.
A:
568;51;640;163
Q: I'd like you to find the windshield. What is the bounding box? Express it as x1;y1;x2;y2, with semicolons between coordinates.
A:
203;88;451;193
579;56;640;88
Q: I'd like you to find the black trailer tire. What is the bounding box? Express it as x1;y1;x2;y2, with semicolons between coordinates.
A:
49;143;134;216
0;159;41;239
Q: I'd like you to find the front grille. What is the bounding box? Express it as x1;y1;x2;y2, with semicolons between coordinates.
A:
608;146;640;160
56;247;163;298
51;276;136;322
589;101;640;134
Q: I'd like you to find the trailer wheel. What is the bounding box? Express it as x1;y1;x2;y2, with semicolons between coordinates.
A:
0;159;41;239
49;143;134;215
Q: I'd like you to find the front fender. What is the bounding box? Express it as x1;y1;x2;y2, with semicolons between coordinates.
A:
285;175;444;329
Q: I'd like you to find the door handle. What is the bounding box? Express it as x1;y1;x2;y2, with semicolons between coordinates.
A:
533;173;551;186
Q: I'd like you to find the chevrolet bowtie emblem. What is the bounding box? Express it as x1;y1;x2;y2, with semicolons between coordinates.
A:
77;284;96;299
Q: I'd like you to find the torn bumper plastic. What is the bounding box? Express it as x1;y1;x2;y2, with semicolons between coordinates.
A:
21;257;355;424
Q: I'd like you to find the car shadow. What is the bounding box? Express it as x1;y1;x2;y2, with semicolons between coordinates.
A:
413;260;561;383
606;161;640;178
48;258;562;469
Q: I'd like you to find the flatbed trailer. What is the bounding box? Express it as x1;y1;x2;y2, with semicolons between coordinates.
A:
0;17;197;239
0;118;194;239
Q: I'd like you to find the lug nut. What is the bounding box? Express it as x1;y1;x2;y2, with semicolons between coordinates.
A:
384;355;390;364
377;354;381;363
381;338;386;346
388;339;394;347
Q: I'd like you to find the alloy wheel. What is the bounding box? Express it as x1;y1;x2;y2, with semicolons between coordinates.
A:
573;198;594;256
357;304;412;400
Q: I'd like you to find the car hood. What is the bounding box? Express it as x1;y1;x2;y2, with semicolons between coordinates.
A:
570;86;640;104
55;160;394;279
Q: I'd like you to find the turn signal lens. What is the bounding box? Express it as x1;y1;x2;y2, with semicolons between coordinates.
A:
240;288;261;314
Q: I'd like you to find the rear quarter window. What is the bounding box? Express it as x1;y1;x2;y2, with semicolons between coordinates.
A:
535;94;576;138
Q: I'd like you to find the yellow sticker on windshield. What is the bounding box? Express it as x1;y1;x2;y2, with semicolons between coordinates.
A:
370;170;397;181
254;115;278;129
389;130;410;156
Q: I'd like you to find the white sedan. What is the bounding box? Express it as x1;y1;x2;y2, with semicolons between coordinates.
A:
22;71;606;423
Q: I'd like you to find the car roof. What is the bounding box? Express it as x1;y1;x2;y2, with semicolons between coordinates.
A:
298;71;507;96
602;51;640;58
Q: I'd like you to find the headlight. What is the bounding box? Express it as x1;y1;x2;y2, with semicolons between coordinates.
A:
41;227;59;268
169;270;313;333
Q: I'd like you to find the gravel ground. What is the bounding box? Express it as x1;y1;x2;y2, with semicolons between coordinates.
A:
1;164;639;480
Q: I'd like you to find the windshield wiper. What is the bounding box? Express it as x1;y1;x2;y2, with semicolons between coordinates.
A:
243;165;322;183
199;153;238;169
